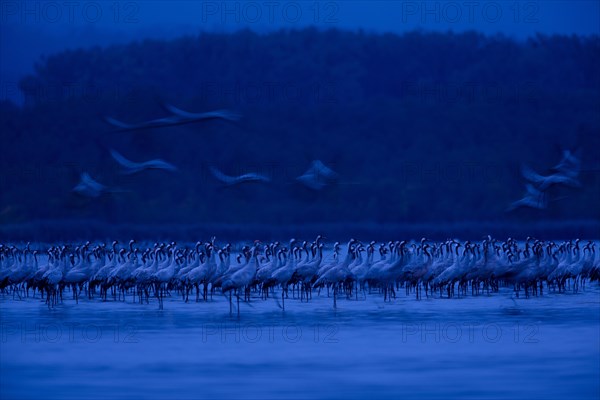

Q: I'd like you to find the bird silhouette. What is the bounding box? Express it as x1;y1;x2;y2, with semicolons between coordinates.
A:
296;160;338;190
110;149;177;174
506;184;547;211
104;105;240;132
72;173;108;198
552;149;581;179
521;165;581;190
209;166;270;186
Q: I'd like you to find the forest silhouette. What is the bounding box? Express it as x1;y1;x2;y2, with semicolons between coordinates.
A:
1;28;599;238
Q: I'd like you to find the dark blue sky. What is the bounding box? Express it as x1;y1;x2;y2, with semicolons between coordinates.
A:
1;0;599;103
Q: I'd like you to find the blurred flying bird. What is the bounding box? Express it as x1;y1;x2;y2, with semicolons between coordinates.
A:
72;172;129;198
72;173;108;198
296;160;338;191
506;184;547;212
110;149;177;174
104;105;240;132
521;165;581;190
552;149;581;179
209;166;270;186
163;104;240;122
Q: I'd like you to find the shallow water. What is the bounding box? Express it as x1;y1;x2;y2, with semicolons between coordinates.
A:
1;285;599;399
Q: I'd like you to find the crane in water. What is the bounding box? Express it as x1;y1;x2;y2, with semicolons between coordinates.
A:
1;238;598;311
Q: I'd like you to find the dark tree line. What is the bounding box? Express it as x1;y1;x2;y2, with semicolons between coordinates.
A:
1;28;599;230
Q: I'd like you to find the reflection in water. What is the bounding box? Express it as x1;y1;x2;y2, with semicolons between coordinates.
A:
1;286;599;399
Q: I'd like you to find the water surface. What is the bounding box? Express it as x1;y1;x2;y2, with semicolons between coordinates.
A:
1;286;599;399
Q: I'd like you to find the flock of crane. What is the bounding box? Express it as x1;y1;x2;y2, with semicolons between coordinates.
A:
1;237;598;313
73;103;588;212
72;104;338;198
